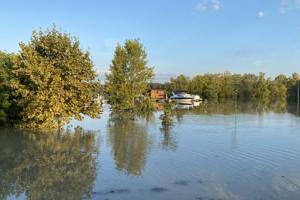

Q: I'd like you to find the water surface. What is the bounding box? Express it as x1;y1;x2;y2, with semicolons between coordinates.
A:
1;101;300;200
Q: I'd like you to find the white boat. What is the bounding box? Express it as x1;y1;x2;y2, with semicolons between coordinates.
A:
192;95;203;102
170;92;193;105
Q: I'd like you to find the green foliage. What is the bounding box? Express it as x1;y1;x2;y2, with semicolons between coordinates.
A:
10;27;101;129
1;25;299;129
0;51;13;125
160;102;174;128
287;73;300;100
166;72;298;102
170;74;190;92
159;102;177;150
254;73;270;103
106;39;154;111
269;74;288;101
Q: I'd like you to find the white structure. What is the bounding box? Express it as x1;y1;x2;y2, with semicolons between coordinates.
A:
170;92;193;105
192;95;202;102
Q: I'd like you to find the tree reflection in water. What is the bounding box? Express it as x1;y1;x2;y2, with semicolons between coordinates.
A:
173;99;290;120
160;102;177;150
108;111;151;176
0;127;98;200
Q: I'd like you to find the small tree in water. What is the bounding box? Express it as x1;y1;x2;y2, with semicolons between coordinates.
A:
10;26;101;129
160;102;175;132
106;39;154;112
159;102;177;150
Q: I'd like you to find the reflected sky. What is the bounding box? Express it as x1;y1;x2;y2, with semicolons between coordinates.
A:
1;101;300;200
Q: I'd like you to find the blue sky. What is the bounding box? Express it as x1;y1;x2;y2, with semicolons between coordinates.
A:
0;0;299;80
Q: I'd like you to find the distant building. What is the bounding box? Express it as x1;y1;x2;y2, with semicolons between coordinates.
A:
150;89;166;100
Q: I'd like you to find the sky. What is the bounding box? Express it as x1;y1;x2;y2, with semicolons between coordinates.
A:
0;0;300;81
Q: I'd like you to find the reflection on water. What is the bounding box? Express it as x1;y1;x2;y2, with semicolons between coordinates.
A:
1;100;300;200
108;113;151;176
160;103;177;150
177;100;288;114
0;127;98;200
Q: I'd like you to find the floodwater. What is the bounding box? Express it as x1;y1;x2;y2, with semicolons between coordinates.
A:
1;101;300;200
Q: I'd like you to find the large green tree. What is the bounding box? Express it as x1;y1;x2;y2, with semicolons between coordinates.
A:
10;27;101;129
0;51;13;125
106;39;154;111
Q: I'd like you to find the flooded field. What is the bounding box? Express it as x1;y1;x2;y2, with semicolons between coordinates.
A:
1;101;300;200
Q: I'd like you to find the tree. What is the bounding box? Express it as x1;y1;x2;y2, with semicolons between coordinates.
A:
219;72;240;99
10;27;101;129
287;73;300;100
159;102;177;150
239;74;257;99
190;75;204;95
271;74;288;100
106;39;154;111
170;74;190;92
0;51;13;125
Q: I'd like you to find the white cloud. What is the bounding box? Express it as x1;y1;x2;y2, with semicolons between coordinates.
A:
280;0;289;5
257;11;264;18
195;0;208;12
280;0;289;13
195;0;221;12
280;0;300;13
212;0;221;11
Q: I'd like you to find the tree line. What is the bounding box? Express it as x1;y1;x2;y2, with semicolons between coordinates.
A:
151;72;300;102
1;25;298;129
